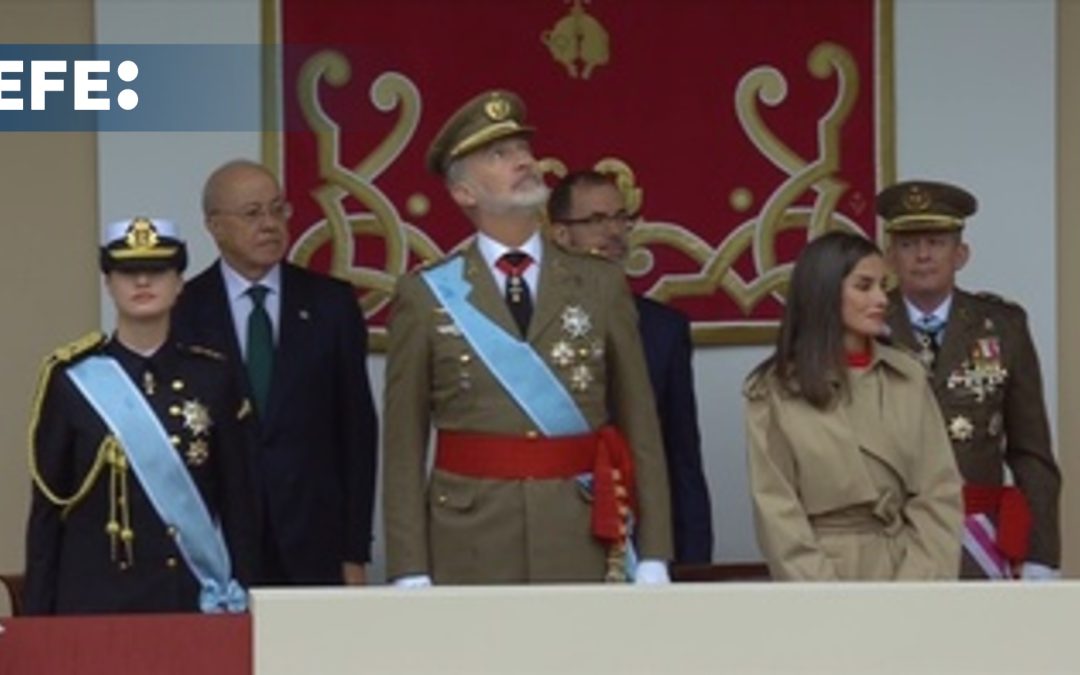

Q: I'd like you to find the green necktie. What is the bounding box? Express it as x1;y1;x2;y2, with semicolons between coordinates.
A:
246;284;274;414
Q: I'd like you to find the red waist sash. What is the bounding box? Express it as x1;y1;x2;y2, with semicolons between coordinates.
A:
435;426;636;542
963;484;1032;563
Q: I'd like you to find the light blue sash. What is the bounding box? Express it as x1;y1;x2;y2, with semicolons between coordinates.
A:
67;356;247;613
422;257;589;437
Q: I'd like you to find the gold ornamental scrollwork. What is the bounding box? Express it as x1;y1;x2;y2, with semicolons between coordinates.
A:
568;42;867;319
285;41;869;343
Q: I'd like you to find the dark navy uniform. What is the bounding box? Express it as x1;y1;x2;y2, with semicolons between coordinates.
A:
24;330;258;614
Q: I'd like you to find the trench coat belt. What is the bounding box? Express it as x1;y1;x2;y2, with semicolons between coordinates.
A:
435;426;636;543
809;491;904;537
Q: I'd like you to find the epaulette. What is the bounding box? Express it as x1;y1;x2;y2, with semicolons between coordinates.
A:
408;251;461;276
181;343;226;361
49;331;107;364
974;290;1021;310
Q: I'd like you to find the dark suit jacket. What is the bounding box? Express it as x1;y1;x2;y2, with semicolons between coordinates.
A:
635;297;714;564
886;288;1060;569
173;261;378;584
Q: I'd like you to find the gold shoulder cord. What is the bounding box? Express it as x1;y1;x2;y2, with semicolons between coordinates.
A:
26;333;135;564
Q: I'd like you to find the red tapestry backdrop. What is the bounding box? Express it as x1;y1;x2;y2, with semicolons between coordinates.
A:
266;0;892;346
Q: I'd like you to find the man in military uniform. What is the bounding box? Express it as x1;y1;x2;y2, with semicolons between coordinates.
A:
880;180;1061;580
548;169;714;565
23;217;256;614
382;90;673;585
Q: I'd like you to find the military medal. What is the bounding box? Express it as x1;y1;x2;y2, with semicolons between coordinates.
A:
185;438;210;466
987;412;1004;437
947;338;1007;402
948;415;975;442
508;275;526;304
570;364;594;392
561;305;592;339
181;399;212;436
550;340;575;368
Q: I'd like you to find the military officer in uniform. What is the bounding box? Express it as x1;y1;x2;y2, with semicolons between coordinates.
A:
548;169;714;565
382;90;674;585
880;180;1061;579
23;217;256;614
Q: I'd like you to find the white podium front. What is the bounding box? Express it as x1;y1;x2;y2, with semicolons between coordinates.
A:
252;582;1080;674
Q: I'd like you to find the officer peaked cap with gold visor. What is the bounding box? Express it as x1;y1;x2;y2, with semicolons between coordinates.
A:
425;89;535;176
876;180;978;234
100;216;188;273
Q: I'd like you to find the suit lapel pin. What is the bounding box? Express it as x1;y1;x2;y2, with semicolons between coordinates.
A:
299;309;310;321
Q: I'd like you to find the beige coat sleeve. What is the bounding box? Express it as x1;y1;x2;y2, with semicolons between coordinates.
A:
894;382;964;579
382;274;434;580
745;386;839;581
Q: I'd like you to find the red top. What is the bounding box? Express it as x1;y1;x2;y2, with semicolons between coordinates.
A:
846;349;873;369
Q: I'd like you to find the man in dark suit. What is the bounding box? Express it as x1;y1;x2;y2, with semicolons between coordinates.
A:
173;160;378;585
548;170;714;564
383;91;673;586
880;180;1060;580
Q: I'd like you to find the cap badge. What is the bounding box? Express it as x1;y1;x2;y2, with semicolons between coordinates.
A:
484;96;511;122
901;185;932;212
125;217;160;252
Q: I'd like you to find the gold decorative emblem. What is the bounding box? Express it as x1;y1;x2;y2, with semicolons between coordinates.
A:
483;95;511;122
181;399;212;436
550;340;575;368
125;217;160;251
987;412;1004;437
901;185;932;212
948;415;975;442
561;305;592;339
570;363;594;392
541;0;610;80
185;438;210;466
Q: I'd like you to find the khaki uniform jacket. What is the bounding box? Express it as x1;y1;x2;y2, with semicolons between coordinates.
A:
383;240;673;583
744;344;963;581
886;289;1061;568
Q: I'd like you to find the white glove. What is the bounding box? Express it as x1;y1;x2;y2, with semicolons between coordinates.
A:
1020;562;1060;581
633;559;670;585
393;574;433;588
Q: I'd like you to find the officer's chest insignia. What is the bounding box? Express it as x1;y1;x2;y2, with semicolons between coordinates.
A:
185;438;210;466
550;340;575;367
987;412;1004;437
142;371;157;395
561;305;592;339
946;338;1007;402
181;399;213;436
570;363;594;392
948;415;975;442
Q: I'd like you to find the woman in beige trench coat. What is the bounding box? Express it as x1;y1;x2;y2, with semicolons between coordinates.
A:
745;232;963;580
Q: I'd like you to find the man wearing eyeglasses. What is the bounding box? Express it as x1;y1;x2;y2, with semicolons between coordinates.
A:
383;90;673;586
172;159;379;587
548;170;714;566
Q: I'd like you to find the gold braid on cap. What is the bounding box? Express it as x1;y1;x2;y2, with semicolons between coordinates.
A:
110;217;178;260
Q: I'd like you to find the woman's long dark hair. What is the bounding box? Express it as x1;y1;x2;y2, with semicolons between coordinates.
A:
750;230;883;409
